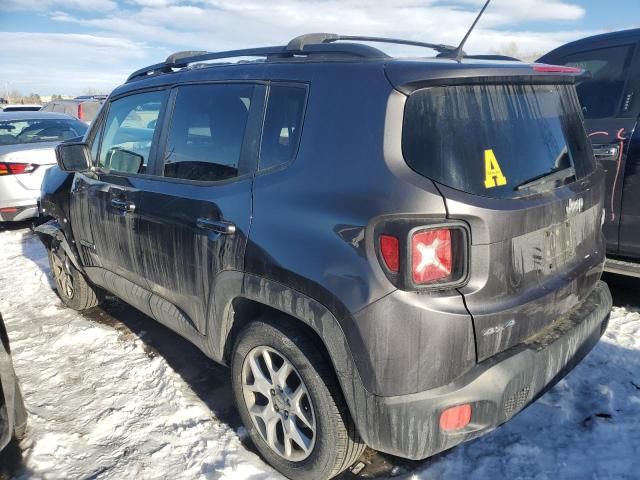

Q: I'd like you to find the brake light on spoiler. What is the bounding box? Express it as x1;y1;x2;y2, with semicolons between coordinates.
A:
532;64;583;74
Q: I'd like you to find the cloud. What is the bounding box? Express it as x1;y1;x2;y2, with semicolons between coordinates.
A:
0;0;117;12
0;32;147;95
47;0;599;55
0;0;628;94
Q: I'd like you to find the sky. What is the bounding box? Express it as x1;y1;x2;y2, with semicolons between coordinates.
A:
0;0;638;97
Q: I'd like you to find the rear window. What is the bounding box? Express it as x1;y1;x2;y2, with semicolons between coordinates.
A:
0;118;88;146
402;83;595;199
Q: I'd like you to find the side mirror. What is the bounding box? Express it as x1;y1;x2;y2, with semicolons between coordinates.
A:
55;142;91;172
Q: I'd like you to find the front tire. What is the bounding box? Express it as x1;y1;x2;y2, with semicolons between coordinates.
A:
231;318;365;480
47;241;103;311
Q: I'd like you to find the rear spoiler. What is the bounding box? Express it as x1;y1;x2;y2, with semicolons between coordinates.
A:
384;61;588;95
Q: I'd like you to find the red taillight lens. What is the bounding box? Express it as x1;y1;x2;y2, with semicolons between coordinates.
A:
411;228;452;284
0;162;37;176
440;404;472;431
78;103;84;121
379;234;399;272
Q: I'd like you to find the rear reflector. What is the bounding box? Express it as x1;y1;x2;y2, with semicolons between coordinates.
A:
379;234;399;272
0;162;37;175
440;404;472;431
0;207;18;213
533;64;582;74
411;229;452;284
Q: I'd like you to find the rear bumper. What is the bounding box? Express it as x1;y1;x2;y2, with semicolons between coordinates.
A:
353;280;612;460
0;176;40;221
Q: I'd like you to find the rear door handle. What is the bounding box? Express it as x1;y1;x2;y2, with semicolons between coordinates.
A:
196;218;236;235
110;198;136;213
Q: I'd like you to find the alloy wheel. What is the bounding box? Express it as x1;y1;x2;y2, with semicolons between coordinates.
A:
241;346;316;461
50;249;74;299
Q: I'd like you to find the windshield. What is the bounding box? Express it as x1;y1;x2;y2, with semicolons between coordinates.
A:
402;83;595;199
0;118;88;146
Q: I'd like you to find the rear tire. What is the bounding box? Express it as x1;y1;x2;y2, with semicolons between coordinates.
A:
47;241;103;311
231;318;366;480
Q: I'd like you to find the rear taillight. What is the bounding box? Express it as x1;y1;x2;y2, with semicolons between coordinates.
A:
375;222;468;290
78;103;84;121
411;228;452;284
0;162;37;176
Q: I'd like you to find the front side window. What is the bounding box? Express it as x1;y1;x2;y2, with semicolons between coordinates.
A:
259;85;307;170
562;44;635;118
99;91;165;174
163;83;255;182
0;118;87;146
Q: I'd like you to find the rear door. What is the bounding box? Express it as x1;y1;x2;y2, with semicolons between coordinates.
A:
542;40;640;254
401;80;605;361
128;82;265;334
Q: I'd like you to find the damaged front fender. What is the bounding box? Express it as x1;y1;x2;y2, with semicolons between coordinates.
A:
34;220;83;272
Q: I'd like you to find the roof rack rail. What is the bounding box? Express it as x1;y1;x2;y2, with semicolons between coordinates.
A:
127;31;466;84
126;41;390;83
126;46;288;82
286;33;457;54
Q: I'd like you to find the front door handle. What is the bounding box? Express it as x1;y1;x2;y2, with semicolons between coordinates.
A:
110;198;136;213
592;144;621;161
196;218;236;235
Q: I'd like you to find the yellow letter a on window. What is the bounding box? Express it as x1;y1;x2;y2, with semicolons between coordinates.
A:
484;149;507;188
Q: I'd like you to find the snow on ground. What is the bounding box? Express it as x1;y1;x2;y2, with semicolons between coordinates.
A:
1;227;639;480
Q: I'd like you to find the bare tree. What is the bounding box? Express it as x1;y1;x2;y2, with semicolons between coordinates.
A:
8;89;22;103
493;42;542;63
82;87;103;96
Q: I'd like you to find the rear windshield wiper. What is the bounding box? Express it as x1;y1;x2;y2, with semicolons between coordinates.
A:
516;166;576;192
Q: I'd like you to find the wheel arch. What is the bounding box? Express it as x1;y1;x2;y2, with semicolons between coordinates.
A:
214;272;373;441
34;219;84;272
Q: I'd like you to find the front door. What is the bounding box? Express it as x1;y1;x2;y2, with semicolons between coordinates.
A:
129;82;265;334
71;89;168;302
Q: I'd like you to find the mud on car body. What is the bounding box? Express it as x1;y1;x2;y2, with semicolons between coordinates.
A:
37;33;612;480
0;313;27;454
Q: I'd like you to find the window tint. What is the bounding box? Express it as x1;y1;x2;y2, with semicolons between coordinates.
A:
99;91;165;175
259;85;306;170
163;83;255;182
403;83;595;199
562;45;635;118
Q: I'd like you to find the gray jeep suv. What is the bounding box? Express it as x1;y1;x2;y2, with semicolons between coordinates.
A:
37;32;612;480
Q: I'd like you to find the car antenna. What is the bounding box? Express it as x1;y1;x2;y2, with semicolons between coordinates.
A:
442;0;491;61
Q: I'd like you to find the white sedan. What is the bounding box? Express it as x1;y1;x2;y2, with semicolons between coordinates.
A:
0;112;87;222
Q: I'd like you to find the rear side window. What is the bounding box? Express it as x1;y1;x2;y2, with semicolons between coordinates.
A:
403;83;595;199
561;45;635;118
163;83;255;182
259;85;306;170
